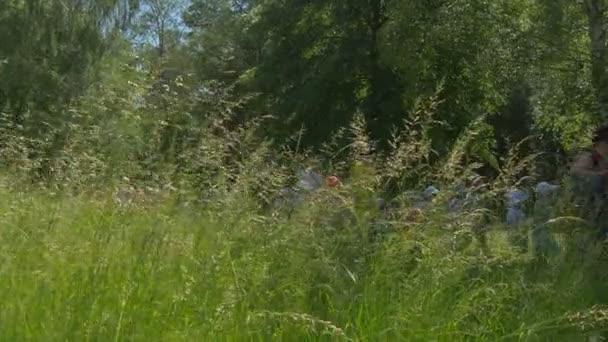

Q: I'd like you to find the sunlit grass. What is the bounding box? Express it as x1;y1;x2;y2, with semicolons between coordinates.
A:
0;186;607;341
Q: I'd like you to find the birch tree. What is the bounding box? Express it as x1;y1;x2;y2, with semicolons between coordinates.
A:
583;0;608;124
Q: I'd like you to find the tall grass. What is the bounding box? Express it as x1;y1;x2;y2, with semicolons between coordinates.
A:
1;181;608;341
1;85;608;341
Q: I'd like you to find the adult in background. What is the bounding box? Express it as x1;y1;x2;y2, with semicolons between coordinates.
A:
570;125;608;240
571;126;608;337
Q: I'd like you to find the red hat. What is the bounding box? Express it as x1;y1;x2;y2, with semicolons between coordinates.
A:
327;176;339;188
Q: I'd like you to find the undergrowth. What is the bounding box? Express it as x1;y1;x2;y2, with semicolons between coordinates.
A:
0;87;607;341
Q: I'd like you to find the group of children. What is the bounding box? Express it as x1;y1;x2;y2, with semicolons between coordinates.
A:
275;125;608;256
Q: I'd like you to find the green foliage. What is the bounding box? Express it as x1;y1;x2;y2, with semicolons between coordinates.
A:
1;142;608;341
4;0;608;339
3;0;607;172
0;0;137;128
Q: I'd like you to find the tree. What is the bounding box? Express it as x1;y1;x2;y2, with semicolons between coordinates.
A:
582;0;608;124
184;0;259;84
246;0;405;149
522;0;595;150
133;0;186;60
0;0;138;130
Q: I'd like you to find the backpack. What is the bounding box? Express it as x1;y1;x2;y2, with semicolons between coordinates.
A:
592;150;602;167
591;151;608;195
567;150;608;219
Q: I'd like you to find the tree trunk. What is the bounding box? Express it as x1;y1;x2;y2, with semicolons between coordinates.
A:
158;21;166;58
365;0;388;135
583;0;608;124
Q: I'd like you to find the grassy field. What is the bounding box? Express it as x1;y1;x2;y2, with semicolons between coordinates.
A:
1;185;608;341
